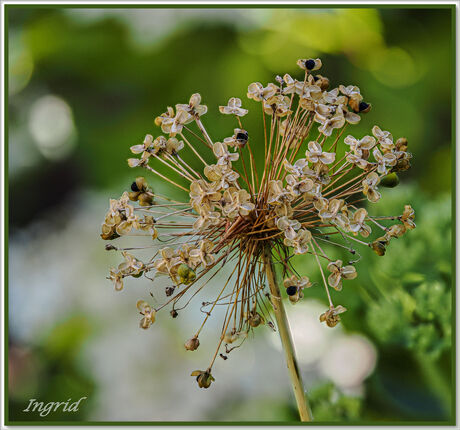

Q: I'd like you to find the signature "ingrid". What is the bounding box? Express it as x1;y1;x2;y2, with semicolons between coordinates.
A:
23;397;88;417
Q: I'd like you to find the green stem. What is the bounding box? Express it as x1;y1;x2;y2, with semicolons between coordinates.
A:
263;248;313;422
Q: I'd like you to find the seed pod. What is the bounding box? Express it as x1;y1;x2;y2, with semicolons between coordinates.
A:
128;191;140;201
191;370;215;389
392;159;411;172
288;289;304;304
387;224;406;238
178;264;196;285
319;311;340;328
248;311;264;327
349;93;363;113
165;286;175;297
170;309;178;318
297;58;322;71
184;336;200;351
370;238;387;256
138;193;154;206
131;181;140;192
380;172;399;188
235;130;249;148
100;224;120;240
358;101;372;113
313;74;330;91
395;137;408;152
223;331;238;344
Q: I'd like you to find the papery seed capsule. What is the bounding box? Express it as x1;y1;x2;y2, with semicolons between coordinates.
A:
248;312;263;327
178;264;196;284
380;172;399;188
236;131;249;147
387;224;406;238
314;75;330;90
128;191;140;201
359;102;371;113
100;224;120;240
396;137;408;151
370;240;387;256
288;289;304;304
140;316;151;329
138;193;154;206
194;371;214;389
135;176;147;191
184;336;200;351
177;264;190;277
392;159;411;172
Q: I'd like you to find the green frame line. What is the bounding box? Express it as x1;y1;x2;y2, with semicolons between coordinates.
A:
3;2;457;427
2;3;458;9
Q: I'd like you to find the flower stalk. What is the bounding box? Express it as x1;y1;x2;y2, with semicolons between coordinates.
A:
263;247;312;422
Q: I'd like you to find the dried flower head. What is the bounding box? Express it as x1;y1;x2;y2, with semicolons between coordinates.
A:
101;57;415;389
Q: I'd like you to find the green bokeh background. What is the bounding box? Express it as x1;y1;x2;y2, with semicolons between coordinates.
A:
7;6;454;423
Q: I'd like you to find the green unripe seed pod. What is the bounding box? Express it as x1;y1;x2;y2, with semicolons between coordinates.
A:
380;172;399;188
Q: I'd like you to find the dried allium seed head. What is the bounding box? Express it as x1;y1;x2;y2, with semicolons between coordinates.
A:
101;56;415;387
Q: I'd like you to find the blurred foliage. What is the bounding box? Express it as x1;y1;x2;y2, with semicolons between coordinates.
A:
8;317;95;421
7;7;452;228
365;191;451;361
309;383;362;421
7;6;453;424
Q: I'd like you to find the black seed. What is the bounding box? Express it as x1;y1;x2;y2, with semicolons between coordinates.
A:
236;132;248;141
359;102;369;112
350;249;356;255
165;286;175;297
305;59;316;70
170;309;178;318
313;76;319;81
131;181;140;192
286;286;298;296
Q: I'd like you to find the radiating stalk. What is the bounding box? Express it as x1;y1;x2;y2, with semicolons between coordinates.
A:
263;248;312;422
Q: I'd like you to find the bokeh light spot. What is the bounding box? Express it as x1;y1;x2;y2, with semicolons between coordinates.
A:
28;95;77;161
369;47;418;87
8;31;34;95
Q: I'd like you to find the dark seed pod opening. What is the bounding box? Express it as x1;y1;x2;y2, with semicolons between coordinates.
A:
236;132;248;142
359;101;371;113
305;59;316;70
286;285;298;296
131;181;140;192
